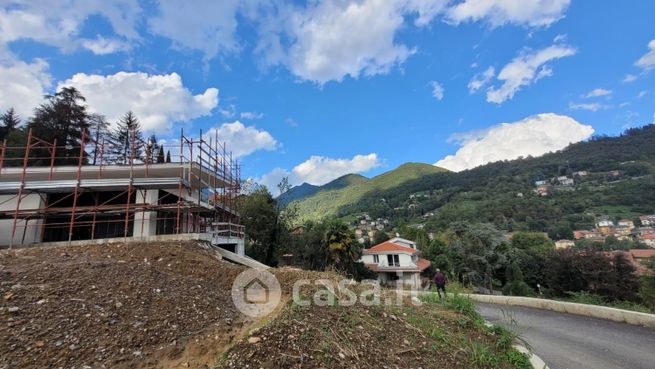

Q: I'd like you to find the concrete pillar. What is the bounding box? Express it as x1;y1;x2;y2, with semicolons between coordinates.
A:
133;190;159;237
0;194;45;246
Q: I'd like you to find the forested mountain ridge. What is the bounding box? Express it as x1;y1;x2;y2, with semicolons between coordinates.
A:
278;173;369;205
290;124;655;238
288;163;448;221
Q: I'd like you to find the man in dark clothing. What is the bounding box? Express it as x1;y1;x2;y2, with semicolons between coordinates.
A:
434;269;447;298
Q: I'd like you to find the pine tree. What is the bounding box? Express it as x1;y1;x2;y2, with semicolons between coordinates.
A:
156;145;165;163
0;107;20;141
29;87;90;165
166;150;171;163
144;134;159;164
88;114;110;165
111;111;143;164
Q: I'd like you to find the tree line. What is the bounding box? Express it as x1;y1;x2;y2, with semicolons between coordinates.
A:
0;87;172;166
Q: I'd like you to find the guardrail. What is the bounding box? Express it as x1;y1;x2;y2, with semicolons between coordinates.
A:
211;222;245;239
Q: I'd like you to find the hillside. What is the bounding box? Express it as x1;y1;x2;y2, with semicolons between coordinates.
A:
290;162;448;221
278;173;369;205
332;124;655;238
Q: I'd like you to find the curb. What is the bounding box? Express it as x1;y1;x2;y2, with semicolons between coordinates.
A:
482;321;548;369
468;294;655;329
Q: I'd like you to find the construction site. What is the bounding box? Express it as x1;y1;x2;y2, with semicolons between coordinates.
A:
0;128;245;254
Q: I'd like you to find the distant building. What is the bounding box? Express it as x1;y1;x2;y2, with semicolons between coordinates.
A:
360;237;431;289
617;219;635;229
574;230;592;240
639;227;655;236
640;215;655;226
639;234;655;247
555;239;575;249
559;178;574;186
534;180;547;186
573;171;588;177
596;216;614;228
534;184;553;196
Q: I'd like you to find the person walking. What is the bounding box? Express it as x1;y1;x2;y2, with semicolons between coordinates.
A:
434;269;447;298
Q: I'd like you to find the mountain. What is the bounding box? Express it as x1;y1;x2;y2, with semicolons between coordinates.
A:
291;124;655;239
289;162;449;221
278;173;369;205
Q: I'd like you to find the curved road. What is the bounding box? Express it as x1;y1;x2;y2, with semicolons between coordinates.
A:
477;303;655;369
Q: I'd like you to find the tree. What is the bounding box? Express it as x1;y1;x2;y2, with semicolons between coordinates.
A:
324;220;359;272
0;107;20;140
88;114;110;165
111;111;143;164
445;222;510;291
372;230;389;245
156;145;165;163
144;134;159;164
239;185;279;265
29;87;90;165
166;150;172;163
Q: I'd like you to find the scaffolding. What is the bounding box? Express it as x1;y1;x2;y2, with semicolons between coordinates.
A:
0;128;243;248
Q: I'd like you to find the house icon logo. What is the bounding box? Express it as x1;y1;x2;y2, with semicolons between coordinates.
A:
231;268;281;318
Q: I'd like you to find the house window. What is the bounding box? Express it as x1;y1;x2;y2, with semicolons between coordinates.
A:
387;254;399;267
373;255;379;263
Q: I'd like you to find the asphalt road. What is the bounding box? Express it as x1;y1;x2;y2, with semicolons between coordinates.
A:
477;303;655;369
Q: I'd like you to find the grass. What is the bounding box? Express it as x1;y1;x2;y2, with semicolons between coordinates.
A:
419;292;532;369
557;291;655;314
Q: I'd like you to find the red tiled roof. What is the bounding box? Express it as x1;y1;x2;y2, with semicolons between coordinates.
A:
630;249;655;258
363;241;417;254
416;258;431;271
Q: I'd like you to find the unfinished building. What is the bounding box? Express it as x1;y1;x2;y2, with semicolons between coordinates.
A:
0;128;245;255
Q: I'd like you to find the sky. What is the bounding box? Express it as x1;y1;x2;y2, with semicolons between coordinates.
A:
1;0;654;193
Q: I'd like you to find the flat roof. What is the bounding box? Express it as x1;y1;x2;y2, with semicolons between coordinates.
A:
0;163;230;189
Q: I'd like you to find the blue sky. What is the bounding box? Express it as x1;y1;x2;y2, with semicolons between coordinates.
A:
1;1;654;192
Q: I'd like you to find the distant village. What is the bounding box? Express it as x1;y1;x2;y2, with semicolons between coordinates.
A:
568;214;655;248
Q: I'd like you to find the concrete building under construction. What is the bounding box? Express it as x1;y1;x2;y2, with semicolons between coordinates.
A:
0;128;245;255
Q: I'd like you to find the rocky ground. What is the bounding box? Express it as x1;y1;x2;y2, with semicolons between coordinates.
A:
1;241;527;369
0;241;250;369
218;297;526;369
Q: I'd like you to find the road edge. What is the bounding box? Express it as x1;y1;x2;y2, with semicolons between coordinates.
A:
468;294;655;329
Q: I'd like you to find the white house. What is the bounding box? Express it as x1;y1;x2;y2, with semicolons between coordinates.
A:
640;215;655;227
360;237;430;289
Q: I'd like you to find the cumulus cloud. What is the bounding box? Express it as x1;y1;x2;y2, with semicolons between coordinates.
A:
148;0;240;61
0;56;51;117
569;102;608;112
623;74;637;83
486;44;576;104
446;0;571;27
435;113;594;172
205;121;278;158
584;88;611;98
430;81;445;100
240;111;264;120
81;36;130;55
286;0;413;84
258;153;380;194
468;66;495;93
0;0;141;52
58;72;218;133
635;39;655;71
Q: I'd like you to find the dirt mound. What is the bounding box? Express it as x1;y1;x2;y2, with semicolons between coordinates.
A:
0;241;250;369
219;301;518;369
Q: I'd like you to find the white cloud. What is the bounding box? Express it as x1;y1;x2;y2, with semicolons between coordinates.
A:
446;0;571;27
286;0;413;84
258;153;380;193
58;72;219;133
468;66;495;93
584;88;611;98
638;90;648;99
430;81;445;100
435;113;594;172
406;0;450;26
148;0;240;61
0;55;51;117
569;102;608;112
486;44;576;104
623;74;637;83
0;0;141;52
205;121;278;158
636;39;655;71
81;36;130;55
240;111;264;120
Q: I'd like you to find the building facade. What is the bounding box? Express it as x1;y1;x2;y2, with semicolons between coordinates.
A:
360;237;431;289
